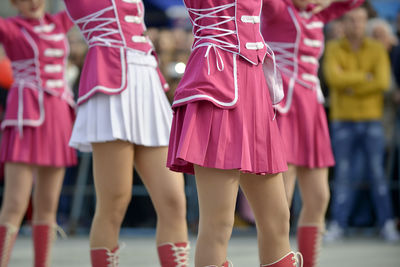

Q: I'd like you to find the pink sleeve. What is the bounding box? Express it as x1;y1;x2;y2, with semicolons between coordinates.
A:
263;0;287;19
0;17;19;44
317;0;365;23
0;17;9;43
53;11;75;33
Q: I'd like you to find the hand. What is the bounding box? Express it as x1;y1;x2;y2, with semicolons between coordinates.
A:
310;0;347;14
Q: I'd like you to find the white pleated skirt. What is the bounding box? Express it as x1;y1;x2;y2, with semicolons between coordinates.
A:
69;50;173;152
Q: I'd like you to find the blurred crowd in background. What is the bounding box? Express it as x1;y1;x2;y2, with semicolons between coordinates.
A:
0;0;400;240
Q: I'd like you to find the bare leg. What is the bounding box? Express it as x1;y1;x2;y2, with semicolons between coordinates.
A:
0;163;34;226
33;167;65;223
297;167;329;226
90;140;134;249
282;164;297;207
194;166;240;267
134;145;188;244
240;172;291;264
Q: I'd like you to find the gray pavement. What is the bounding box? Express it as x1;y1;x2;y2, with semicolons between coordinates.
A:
9;233;400;267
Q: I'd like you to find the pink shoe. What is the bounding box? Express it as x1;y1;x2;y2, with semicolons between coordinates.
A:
0;224;18;267
157;242;190;267
261;252;303;267
297;226;321;267
90;246;122;267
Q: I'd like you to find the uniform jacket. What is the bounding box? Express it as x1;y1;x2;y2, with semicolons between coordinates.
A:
261;0;364;113
172;0;282;109
0;12;74;130
64;0;169;105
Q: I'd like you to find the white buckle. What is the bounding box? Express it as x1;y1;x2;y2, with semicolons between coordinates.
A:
305;21;323;29
44;64;62;73
44;49;64;58
245;42;264;50
33;23;55;33
300;55;318;65
303;38;322;48
122;0;141;3
131;36;147;43
46;79;64;88
39;34;65;42
241;15;260;24
124;15;142;24
302;73;319;83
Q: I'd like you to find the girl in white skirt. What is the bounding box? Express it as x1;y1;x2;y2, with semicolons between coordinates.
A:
64;0;189;266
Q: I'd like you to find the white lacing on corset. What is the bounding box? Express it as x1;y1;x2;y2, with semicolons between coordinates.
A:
187;3;238;75
170;243;190;267
11;59;40;88
74;6;124;47
268;42;296;78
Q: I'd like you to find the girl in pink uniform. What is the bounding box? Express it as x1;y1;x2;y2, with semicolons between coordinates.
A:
64;0;189;266
261;1;363;266
168;0;301;266
0;0;77;266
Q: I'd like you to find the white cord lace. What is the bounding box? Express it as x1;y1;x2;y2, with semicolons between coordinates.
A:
267;42;297;79
187;3;238;75
292;252;303;267
171;243;190;267
74;6;124;47
106;243;125;267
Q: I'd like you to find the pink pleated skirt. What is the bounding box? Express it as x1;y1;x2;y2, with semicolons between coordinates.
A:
0;93;77;167
167;58;288;175
277;87;335;168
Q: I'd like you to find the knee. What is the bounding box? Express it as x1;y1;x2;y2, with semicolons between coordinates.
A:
200;213;235;246
258;206;290;240
0;197;29;222
156;193;186;223
96;192;132;226
303;190;330;215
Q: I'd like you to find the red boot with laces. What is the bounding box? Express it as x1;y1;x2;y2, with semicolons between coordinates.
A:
297;225;321;267
91;246;122;267
157;242;190;267
261;252;303;267
0;224;18;267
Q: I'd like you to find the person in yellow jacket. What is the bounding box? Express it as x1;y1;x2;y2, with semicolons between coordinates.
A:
323;6;400;242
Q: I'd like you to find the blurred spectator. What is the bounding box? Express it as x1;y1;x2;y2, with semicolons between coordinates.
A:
323;6;400;242
325;19;345;41
367;18;398;52
148;27;192;102
367;18;399;144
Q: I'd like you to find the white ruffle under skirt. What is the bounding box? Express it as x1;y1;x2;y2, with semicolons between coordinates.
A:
69;51;172;152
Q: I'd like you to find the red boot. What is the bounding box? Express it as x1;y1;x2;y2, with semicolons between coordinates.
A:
261;252;303;267
91;246;121;267
157;242;190;267
0;224;18;267
32;224;60;267
297;226;321;267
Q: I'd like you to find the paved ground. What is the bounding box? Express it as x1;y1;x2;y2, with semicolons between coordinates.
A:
9;230;400;267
